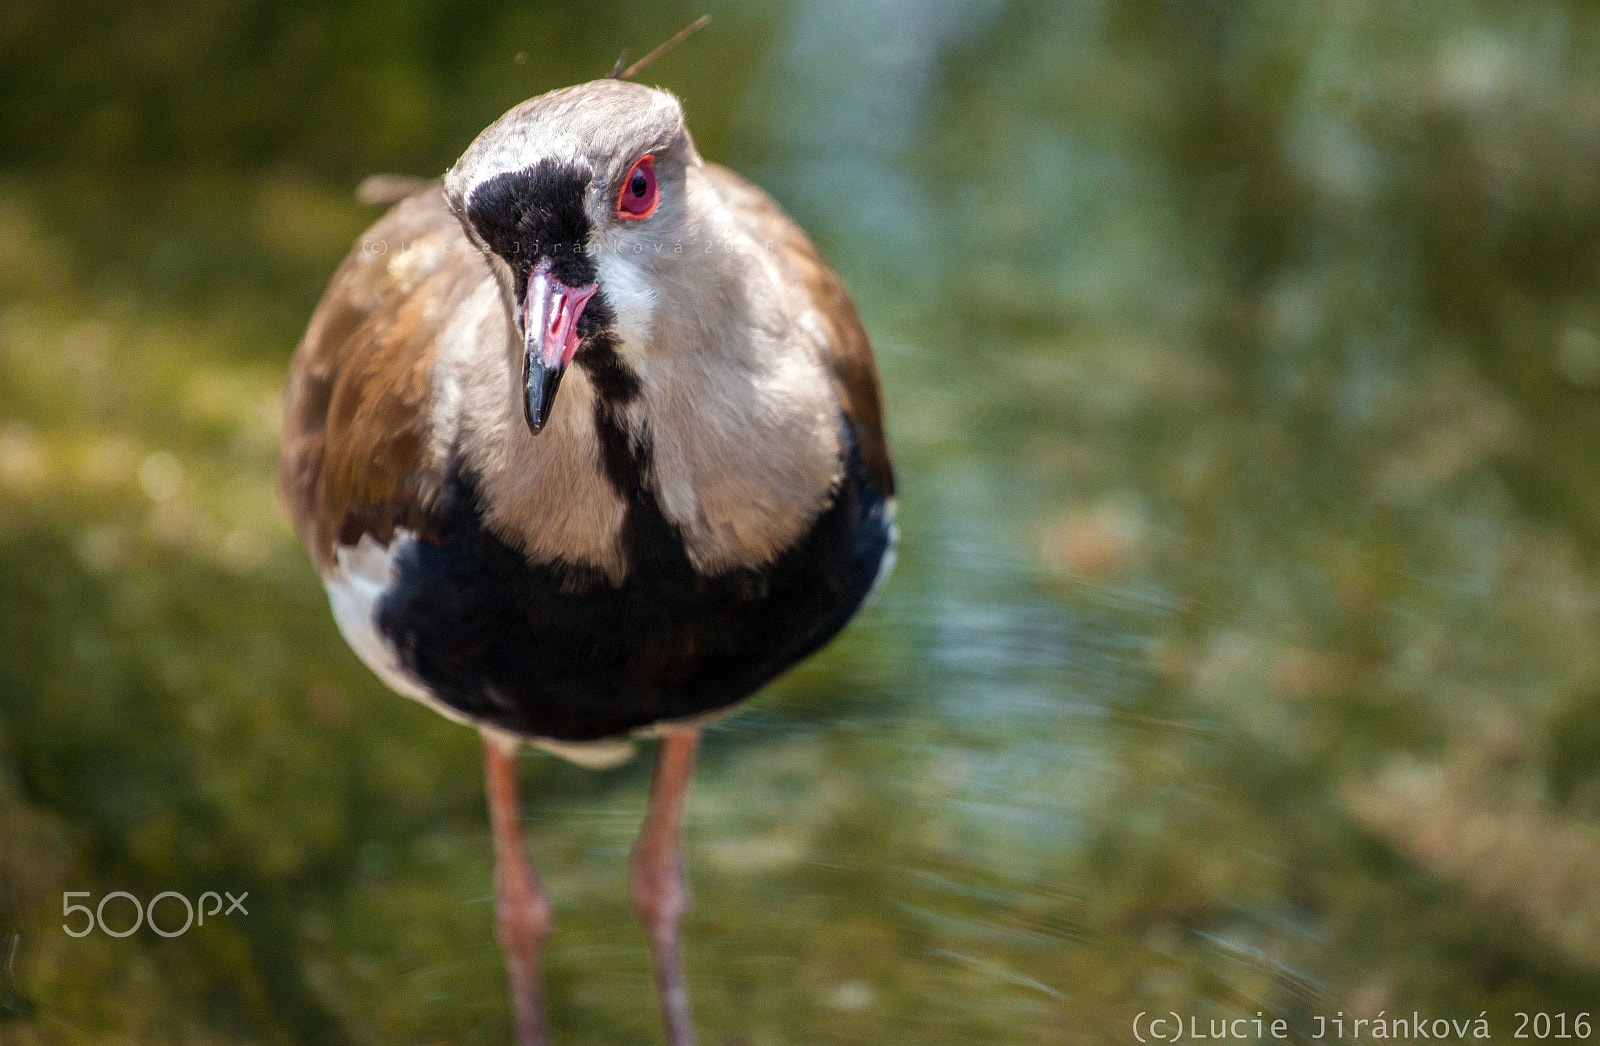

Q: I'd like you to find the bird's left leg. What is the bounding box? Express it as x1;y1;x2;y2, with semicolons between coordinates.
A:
483;731;553;1046
629;728;700;1046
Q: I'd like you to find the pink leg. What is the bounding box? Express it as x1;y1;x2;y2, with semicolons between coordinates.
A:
483;733;552;1046
629;729;700;1046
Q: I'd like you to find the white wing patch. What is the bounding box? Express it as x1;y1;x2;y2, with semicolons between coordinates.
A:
866;497;899;604
326;531;438;705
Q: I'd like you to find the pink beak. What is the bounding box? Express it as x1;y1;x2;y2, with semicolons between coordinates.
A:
521;260;598;433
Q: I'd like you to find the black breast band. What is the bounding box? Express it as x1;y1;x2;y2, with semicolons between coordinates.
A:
373;420;892;741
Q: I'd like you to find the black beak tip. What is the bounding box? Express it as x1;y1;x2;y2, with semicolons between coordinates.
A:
523;355;566;435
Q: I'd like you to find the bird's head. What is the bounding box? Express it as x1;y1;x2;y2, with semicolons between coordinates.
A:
443;80;699;433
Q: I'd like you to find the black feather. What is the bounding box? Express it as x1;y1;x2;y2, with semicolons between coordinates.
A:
374;420;892;742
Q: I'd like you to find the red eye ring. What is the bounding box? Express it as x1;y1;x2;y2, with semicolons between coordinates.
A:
617;154;659;220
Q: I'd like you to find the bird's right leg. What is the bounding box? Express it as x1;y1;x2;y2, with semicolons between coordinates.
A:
483;731;552;1046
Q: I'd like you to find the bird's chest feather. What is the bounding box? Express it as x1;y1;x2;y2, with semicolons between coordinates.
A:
441;286;844;583
356;417;890;743
618;337;846;575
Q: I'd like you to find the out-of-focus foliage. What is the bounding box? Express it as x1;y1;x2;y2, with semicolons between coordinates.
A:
4;0;1600;1043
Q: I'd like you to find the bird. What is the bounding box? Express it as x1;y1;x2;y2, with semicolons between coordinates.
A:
276;58;896;1046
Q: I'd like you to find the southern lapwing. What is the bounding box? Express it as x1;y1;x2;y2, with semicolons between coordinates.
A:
278;69;895;1046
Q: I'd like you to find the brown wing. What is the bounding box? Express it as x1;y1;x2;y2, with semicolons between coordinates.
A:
701;163;896;497
278;187;484;570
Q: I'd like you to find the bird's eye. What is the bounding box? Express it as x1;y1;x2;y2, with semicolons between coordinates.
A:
617;155;658;219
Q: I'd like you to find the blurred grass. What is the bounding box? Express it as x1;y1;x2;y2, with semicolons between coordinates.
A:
4;0;1600;1043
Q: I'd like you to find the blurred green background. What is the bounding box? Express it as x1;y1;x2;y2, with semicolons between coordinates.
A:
5;0;1600;1042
